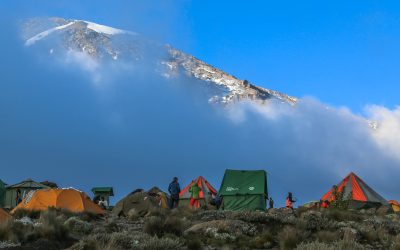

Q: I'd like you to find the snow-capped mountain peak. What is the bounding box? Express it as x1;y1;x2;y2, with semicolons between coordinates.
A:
22;17;297;104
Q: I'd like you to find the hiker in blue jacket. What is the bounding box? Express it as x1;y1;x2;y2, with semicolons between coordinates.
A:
168;177;181;209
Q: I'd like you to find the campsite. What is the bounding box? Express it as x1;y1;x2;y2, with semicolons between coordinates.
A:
0;170;400;250
2;2;400;249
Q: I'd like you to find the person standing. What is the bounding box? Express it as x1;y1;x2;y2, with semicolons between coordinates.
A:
16;188;22;205
286;192;296;210
168;177;181;209
269;197;274;209
189;182;201;209
98;196;107;209
321;200;329;209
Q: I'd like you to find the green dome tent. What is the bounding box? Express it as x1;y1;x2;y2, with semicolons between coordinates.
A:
219;169;268;211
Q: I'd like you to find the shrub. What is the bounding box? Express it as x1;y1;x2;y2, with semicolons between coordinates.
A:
296;239;365;250
250;230;274;249
233;211;271;223
278;226;301;250
391;234;400;250
170;206;195;219
335;239;365;250
163;216;183;236
329;186;350;210
144;216;164;237
315;231;339;243
90;232;112;248
12;209;41;219
143;215;185;237
186;238;202;250
0;219;32;243
141;236;182;250
106;232;135;250
324;209;363;222
0;241;21;248
359;227;378;244
76;211;98;222
295;241;335;250
30;209;69;242
148;207;169;218
69;236;98;250
64;217;93;236
105;220;119;233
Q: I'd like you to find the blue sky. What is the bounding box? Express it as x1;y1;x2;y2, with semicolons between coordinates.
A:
4;0;400;111
1;1;400;205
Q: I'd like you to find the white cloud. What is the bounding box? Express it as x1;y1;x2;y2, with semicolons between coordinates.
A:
64;50;101;84
366;105;400;161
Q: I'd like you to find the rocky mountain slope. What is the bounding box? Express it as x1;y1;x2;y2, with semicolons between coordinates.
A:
22;17;297;104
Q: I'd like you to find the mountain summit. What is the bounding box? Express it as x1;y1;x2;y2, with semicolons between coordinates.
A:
22;17;297;104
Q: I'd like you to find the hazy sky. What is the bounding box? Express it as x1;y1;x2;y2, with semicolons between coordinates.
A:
1;1;399;206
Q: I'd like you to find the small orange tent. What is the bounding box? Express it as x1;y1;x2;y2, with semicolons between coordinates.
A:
11;188;104;215
179;176;217;208
389;200;400;212
0;208;11;224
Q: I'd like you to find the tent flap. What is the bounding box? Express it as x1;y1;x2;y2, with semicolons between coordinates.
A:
222;195;266;211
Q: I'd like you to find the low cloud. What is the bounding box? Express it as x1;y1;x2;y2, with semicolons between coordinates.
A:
366;105;400;161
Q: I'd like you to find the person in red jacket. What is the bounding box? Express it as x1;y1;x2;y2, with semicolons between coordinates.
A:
321;200;330;209
286;192;296;210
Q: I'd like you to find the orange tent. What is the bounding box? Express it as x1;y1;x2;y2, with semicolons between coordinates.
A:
0;208;11;224
179;176;217;208
389;200;400;212
11;188;104;215
321;172;388;209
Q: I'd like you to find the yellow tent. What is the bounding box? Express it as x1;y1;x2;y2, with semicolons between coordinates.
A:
11;188;104;215
389;200;400;212
0;208;11;224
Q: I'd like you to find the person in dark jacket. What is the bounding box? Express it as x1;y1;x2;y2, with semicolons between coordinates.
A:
269;197;274;209
16;189;22;205
168;177;181;209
